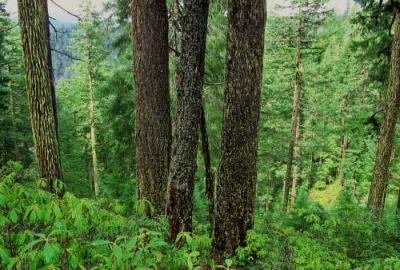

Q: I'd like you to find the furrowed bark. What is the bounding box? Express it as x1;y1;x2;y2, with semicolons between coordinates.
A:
167;0;209;242
212;0;266;258
17;0;63;193
132;0;172;215
368;12;400;216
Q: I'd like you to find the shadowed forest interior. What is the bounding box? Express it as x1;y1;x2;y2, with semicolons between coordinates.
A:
1;0;400;269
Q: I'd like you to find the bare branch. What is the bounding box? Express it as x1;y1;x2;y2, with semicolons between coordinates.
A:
49;0;81;20
51;48;83;62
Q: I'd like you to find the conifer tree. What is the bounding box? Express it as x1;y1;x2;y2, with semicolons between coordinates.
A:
132;0;171;214
212;0;266;258
17;0;63;192
368;11;400;216
167;0;209;241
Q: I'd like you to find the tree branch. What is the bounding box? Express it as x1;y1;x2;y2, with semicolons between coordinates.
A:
51;48;83;61
49;0;81;20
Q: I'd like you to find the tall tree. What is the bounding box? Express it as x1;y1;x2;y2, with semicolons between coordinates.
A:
368;11;400;216
283;14;302;210
212;0;266;258
17;0;63;192
67;1;105;197
167;0;209;241
281;0;330;210
132;0;171;214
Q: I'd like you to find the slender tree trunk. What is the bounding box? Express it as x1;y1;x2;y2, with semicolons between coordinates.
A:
88;57;99;197
396;187;400;215
167;0;209;242
351;173;356;199
132;0;172;215
339;136;348;186
283;17;302;211
200;103;214;231
8;65;20;161
17;0;63;192
171;0;179;54
290;115;300;210
368;12;400;216
212;0;266;258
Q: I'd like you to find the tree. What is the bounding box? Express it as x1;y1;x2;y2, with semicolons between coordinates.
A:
0;5;32;167
368;11;400;216
167;0;209;241
132;0;171;214
283;14;302;211
65;1;106;197
281;0;331;210
212;0;266;258
17;0;63;192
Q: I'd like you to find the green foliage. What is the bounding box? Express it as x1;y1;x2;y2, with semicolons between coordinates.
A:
0;165;187;269
2;0;400;268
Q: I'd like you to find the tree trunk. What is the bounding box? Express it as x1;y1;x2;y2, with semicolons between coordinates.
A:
368;12;400;216
283;17;302;211
88;57;99;197
17;0;63;193
8;65;20;162
351;173;356;199
339;136;348;186
212;0;266;258
396;187;400;215
132;0;172;215
167;0;209;242
200;103;214;232
290;115;300;211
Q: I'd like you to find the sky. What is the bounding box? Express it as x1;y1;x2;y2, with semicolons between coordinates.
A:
5;0;355;23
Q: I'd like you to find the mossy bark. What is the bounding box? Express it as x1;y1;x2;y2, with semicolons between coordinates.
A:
167;0;209;241
212;0;266;258
17;0;63;192
132;0;172;214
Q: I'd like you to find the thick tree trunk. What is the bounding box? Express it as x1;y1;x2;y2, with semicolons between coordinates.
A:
17;0;63;192
167;0;209;242
212;0;266;258
290;115;300;211
339;136;348;186
368;12;400;216
132;0;172;214
283;17;302;211
88;58;99;197
200;103;214;231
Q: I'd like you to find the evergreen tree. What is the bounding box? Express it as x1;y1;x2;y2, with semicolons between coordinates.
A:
368;11;400;216
131;0;172;214
17;0;63;192
281;0;331;211
212;0;266;258
167;0;209;241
